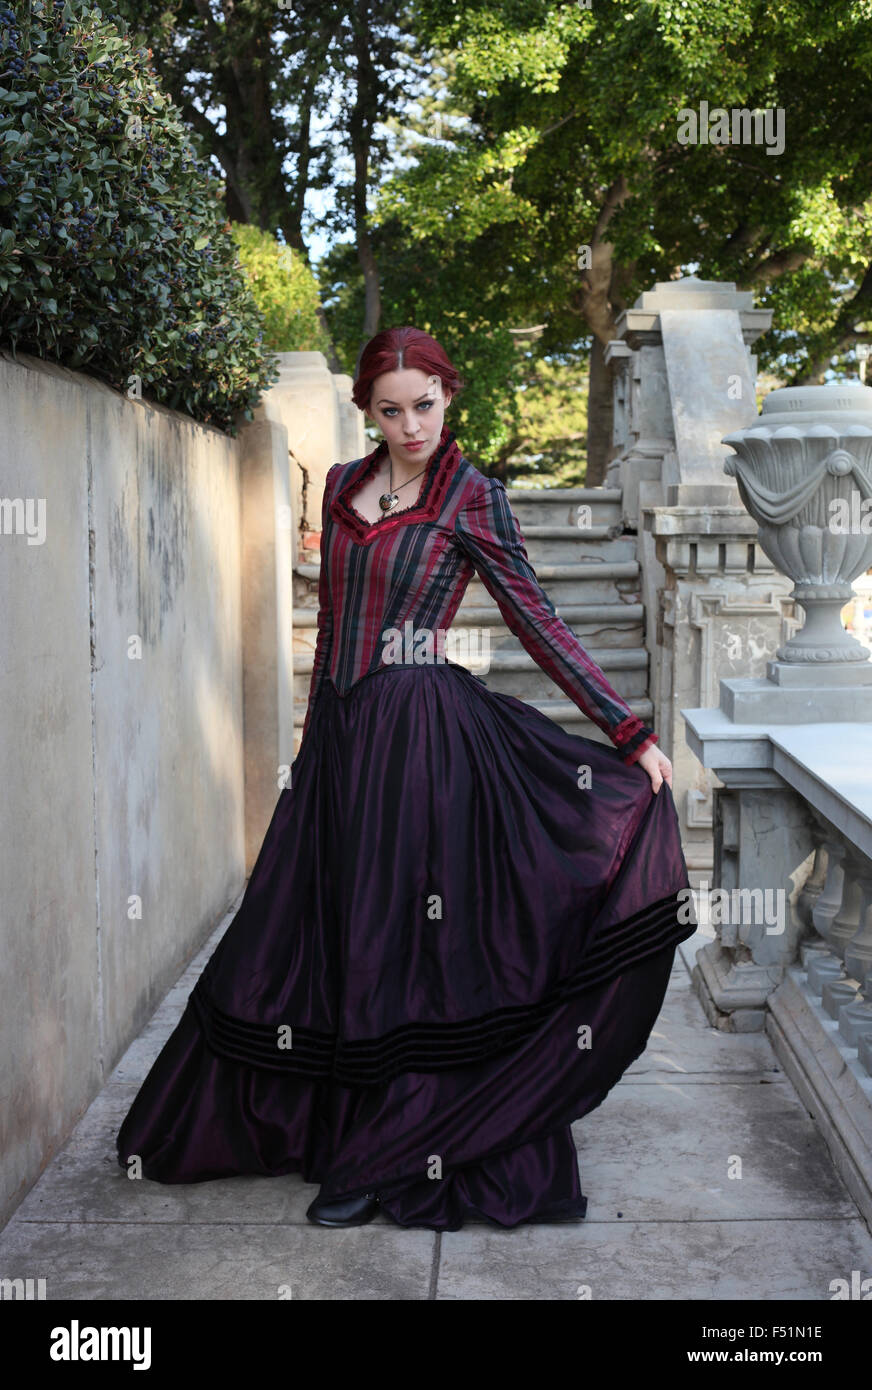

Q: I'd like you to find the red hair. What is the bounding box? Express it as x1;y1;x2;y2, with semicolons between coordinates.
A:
352;326;465;412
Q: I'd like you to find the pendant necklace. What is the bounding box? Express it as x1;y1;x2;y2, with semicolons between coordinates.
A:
379;451;429;514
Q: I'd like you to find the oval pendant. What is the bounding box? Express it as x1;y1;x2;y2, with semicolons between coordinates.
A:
379;492;399;513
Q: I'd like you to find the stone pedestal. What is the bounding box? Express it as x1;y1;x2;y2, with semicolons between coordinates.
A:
693;772;818;1031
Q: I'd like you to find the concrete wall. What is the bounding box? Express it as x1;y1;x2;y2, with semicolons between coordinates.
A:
0;353;264;1228
240;413;296;868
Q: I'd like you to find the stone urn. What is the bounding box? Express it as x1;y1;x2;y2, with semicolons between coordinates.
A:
722;383;872;666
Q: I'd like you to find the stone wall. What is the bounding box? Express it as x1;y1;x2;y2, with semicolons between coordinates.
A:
0;351;299;1229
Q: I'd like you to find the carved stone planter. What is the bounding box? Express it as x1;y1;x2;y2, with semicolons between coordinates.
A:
722;383;872;668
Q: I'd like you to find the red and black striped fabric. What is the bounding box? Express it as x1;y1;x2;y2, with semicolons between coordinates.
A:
302;423;658;766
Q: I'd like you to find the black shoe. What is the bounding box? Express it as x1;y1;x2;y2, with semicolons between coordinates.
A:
306;1190;379;1227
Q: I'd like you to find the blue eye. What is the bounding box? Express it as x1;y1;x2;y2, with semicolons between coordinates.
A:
381;401;435;418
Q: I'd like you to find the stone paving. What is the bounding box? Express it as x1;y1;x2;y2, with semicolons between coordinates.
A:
2;895;871;1300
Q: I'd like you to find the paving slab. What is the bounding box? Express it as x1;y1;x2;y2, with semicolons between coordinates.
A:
435;1218;872;1301
0;1221;435;1300
10;1085;392;1229
626;969;781;1079
572;1077;857;1223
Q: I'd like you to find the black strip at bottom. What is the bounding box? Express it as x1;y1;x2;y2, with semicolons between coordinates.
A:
188;889;697;1087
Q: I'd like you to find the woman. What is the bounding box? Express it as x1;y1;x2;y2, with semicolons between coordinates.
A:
116;326;696;1231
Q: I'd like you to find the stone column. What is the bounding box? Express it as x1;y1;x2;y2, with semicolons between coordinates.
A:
334;372;366;467
261;353;367;562
605;276;790;878
258;354;367;760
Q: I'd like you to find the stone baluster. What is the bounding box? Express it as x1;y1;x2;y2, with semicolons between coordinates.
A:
845;871;872;992
806;839;850;996
840;970;872;1051
829;864;865;963
821;858;865;1019
796;827;829;939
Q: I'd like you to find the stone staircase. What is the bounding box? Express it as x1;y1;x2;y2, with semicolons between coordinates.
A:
292;486;653;756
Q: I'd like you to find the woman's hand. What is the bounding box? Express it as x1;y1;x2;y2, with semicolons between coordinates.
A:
636;743;673;794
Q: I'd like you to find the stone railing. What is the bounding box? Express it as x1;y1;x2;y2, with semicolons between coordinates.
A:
682;380;872;1227
769;795;872;1229
785;825;872;1077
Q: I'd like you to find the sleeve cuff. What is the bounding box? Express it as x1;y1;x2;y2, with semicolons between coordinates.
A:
611;714;659;766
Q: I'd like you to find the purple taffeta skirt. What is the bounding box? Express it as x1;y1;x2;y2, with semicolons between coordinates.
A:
116;659;696;1230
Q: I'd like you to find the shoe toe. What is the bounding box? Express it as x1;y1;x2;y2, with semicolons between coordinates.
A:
306;1191;380;1226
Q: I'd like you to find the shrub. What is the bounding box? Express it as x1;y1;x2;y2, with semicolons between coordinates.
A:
0;0;278;432
231;222;332;356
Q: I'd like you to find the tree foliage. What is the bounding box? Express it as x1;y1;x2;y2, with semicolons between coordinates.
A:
231;222;331;354
368;0;872;475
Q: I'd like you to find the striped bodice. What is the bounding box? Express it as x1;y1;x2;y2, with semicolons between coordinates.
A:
301;426;657;766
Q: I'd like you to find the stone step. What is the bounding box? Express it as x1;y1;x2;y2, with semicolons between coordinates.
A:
291;692;655;750
295;563;322;586
504;487;624;529
506;526;637;565
292;605;647;709
461;560;642;608
292;609;646;669
296;550;638;581
292;599;645;632
294;559;643;612
293;645;650;704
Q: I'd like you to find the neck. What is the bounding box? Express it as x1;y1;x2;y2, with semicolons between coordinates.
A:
386;449;429;483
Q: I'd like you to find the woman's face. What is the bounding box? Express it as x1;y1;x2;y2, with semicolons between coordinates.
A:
365;367;452;468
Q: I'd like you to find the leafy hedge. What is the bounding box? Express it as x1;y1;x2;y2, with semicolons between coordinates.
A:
231;223;332;356
0;0;277;432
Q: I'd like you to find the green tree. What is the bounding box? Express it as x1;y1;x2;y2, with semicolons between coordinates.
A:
231;223;330;353
113;0;429;364
372;0;872;480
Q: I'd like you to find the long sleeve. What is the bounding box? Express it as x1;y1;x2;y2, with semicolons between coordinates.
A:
453;476;658;767
300;464;338;746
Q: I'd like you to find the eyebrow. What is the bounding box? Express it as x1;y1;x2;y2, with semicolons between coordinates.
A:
376;394;434;405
